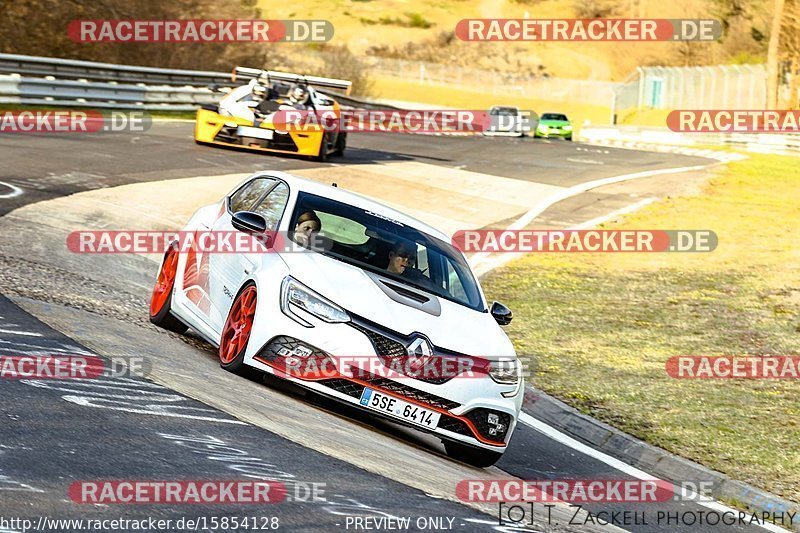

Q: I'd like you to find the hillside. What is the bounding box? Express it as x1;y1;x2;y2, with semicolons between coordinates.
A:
261;0;770;81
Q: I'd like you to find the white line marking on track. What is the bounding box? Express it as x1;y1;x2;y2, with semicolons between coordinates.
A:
0;328;42;337
566;157;605;165
518;413;787;532
0;181;23;199
509;163;711;231
470;162;715;272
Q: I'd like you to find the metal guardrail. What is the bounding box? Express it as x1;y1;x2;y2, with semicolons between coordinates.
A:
0;53;391;112
0;53;233;87
0;54;230;111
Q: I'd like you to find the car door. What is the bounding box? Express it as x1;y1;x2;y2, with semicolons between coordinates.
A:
181;177;275;331
208;177;290;332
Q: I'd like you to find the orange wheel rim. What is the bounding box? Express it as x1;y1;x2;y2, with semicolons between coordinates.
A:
150;247;178;317
219;286;257;364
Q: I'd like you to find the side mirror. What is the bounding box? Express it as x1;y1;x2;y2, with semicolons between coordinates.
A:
490;301;513;326
231;211;268;233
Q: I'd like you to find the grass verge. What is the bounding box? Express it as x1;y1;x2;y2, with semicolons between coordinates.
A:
481;153;800;501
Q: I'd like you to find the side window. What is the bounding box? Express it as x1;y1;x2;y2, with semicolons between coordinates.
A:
229;178;276;213
445;260;468;301
416;245;430;276
253;182;289;231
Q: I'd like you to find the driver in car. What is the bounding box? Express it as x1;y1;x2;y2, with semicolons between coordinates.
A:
219;80;272;122
287;84;310;109
387;241;414;275
387;241;435;290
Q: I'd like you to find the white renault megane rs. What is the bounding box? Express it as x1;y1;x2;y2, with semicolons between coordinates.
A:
149;171;522;466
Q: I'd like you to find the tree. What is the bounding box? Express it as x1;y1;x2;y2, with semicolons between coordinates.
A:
0;0;270;71
767;0;786;107
778;0;800;107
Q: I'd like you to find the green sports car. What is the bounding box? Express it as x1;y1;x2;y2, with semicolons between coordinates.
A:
534;112;573;140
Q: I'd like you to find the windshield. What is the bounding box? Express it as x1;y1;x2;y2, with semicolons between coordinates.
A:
541;113;568;121
290;192;485;311
490;107;519;116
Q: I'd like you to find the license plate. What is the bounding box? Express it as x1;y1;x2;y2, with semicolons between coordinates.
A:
237;126;273;140
359;388;440;429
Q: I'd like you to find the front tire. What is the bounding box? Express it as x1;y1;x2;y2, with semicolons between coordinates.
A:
443;440;503;468
333;131;346;156
219;283;258;374
149;246;188;334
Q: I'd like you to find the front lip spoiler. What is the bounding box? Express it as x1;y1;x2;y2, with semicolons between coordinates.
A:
298;375;509;450
252;350;510;447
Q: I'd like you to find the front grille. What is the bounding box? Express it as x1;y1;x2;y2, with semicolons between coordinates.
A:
318;379;364;399
349;321;459;385
269;132;300;151
464;408;512;442
354;369;460;411
214;125;239;143
350;323;406;358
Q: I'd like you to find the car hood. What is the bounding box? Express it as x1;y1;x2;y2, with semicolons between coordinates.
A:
278;251;515;358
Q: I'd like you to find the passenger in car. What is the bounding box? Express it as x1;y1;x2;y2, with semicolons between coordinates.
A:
291;211;321;248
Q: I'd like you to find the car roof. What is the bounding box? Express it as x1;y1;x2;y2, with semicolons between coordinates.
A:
249;171;452;242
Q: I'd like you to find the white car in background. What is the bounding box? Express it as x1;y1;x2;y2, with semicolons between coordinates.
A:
483;106;532;137
149;171;522;466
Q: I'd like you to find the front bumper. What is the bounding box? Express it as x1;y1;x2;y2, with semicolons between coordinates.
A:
243;310;522;450
534;126;573;139
194;108;324;157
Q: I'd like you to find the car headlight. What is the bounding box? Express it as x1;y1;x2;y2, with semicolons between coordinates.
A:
538;125;549;132
563;125;573;131
281;277;350;326
489;359;520;385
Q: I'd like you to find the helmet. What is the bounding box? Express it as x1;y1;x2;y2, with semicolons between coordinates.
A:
252;84;267;99
288;84;309;105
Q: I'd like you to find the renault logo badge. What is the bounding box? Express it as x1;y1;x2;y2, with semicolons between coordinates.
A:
406;336;433;358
